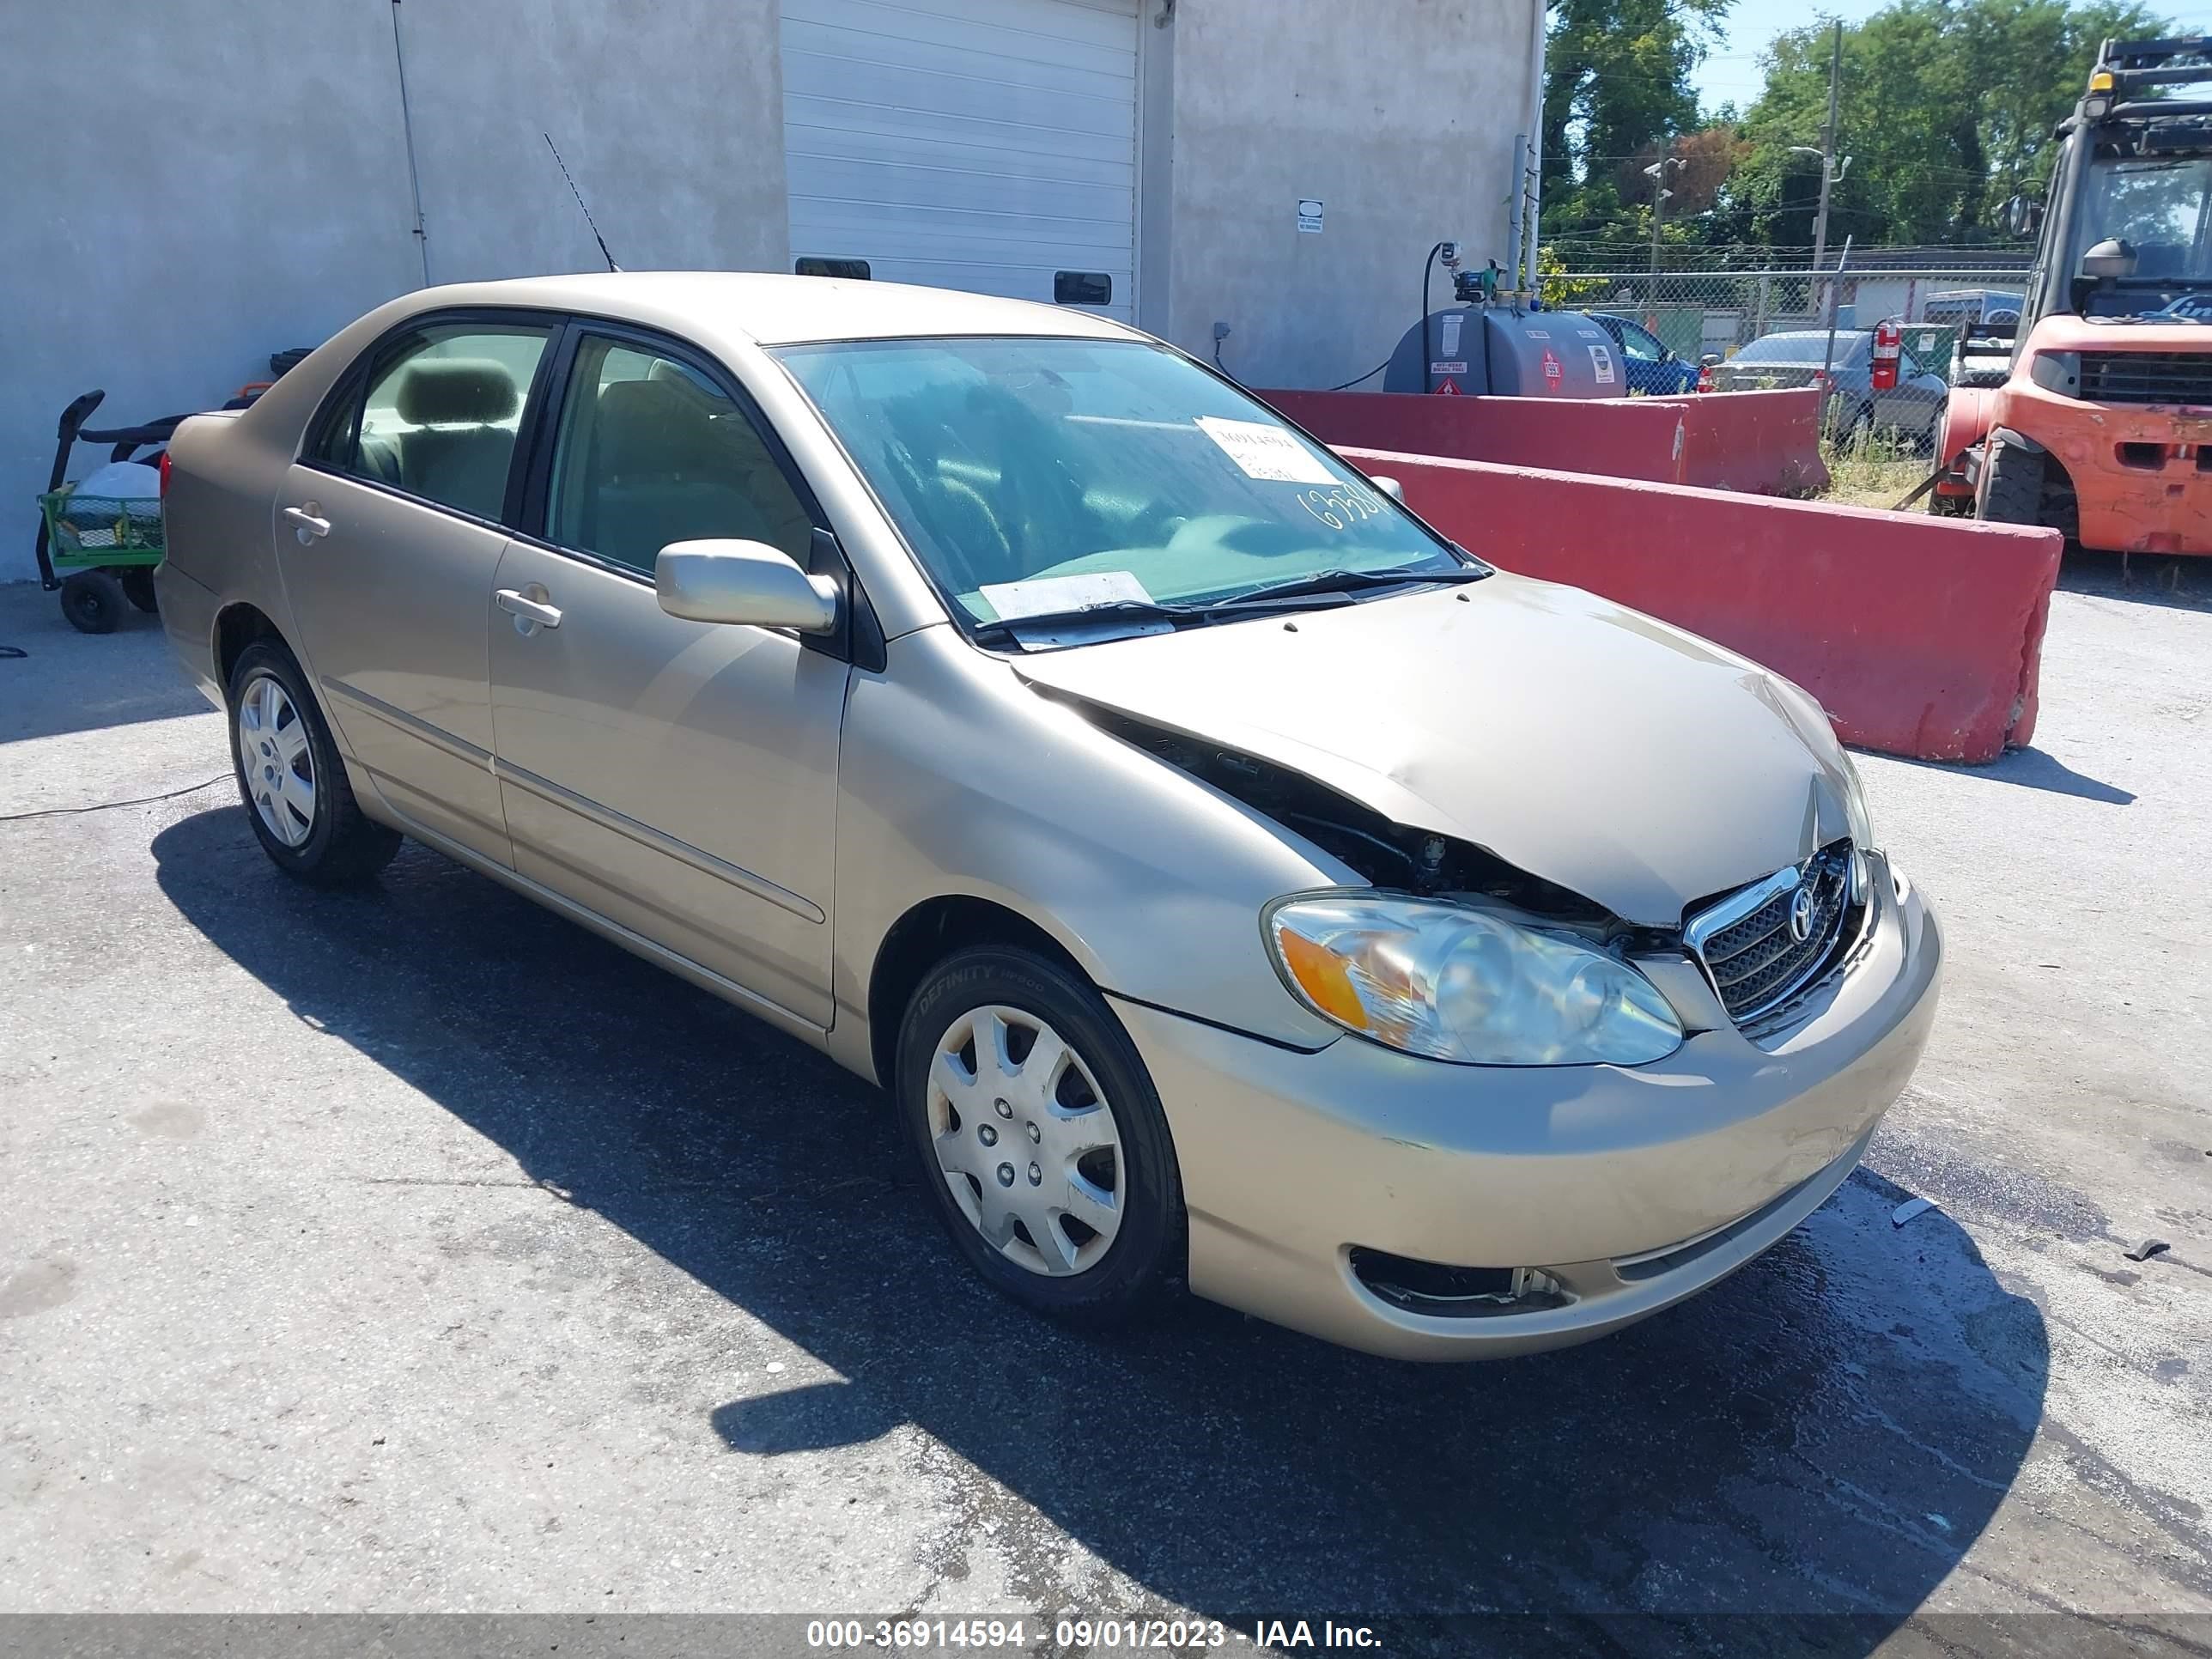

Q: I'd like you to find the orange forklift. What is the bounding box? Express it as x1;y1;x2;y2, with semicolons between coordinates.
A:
1936;37;2212;554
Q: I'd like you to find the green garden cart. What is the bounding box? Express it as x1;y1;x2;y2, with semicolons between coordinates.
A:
33;389;185;634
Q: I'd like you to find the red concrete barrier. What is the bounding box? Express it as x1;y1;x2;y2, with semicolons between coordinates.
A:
1262;387;1830;495
1344;447;2062;763
1674;388;1831;495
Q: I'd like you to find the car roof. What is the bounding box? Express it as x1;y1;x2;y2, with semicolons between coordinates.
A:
386;270;1143;348
1752;329;1869;344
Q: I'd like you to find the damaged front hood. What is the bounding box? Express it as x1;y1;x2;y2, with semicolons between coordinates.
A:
1010;573;1860;927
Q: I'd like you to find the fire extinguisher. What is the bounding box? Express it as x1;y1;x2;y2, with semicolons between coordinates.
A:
1870;319;1902;392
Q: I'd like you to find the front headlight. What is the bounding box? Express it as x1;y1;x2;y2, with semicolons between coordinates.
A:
1838;748;1877;852
1264;895;1684;1066
2029;350;2080;397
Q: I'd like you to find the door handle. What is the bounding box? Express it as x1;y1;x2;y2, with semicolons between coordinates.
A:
495;588;562;630
283;504;331;541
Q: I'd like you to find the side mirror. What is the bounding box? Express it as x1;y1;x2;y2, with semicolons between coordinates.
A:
2081;237;2137;281
2002;195;2045;238
656;540;840;634
1368;475;1406;504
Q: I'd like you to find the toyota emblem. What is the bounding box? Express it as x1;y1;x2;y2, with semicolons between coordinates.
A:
1789;885;1817;943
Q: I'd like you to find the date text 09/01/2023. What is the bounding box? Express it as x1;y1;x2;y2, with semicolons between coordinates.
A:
803;1617;1384;1650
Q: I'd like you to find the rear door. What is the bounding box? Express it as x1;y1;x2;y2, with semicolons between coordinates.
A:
277;315;557;864
485;324;846;1028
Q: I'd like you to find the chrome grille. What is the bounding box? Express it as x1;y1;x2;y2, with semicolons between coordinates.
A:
1686;843;1856;1024
2079;352;2212;406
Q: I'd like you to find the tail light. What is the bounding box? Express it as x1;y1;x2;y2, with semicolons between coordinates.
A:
1695;363;1714;393
158;449;172;499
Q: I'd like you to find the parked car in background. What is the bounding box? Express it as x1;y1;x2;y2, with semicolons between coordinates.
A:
1920;289;2025;390
154;272;1941;1361
1711;329;1949;450
1589;313;1702;396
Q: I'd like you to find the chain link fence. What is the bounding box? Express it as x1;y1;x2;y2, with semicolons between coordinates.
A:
1544;265;2031;457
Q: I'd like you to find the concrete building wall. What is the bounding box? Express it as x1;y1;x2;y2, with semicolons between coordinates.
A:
392;0;790;284
1158;0;1540;391
0;2;424;583
0;0;1535;582
0;0;789;584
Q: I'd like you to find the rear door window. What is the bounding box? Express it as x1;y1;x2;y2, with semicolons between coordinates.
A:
333;323;555;522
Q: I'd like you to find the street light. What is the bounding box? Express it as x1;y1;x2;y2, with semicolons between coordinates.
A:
1645;155;1685;274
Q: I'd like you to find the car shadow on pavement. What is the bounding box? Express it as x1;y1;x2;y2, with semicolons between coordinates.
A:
153;807;2048;1640
1885;744;2135;805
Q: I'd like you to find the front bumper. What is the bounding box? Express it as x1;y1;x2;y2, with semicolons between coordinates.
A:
1115;854;1942;1360
2007;382;2212;555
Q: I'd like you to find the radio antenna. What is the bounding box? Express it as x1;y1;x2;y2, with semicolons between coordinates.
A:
544;133;620;272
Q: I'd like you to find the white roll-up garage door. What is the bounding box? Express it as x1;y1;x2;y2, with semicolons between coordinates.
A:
780;0;1140;323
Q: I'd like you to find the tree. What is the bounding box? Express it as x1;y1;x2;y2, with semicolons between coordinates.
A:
1728;0;2172;251
1543;0;1734;246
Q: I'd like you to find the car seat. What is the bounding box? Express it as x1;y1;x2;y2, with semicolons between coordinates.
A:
585;378;775;570
392;359;520;519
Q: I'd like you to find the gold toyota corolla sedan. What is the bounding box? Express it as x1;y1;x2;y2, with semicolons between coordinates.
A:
155;273;1941;1359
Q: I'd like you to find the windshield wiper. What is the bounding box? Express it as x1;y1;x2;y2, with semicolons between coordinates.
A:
1208;563;1492;610
969;598;1204;646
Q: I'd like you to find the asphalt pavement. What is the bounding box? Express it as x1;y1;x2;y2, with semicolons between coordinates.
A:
0;560;2207;1653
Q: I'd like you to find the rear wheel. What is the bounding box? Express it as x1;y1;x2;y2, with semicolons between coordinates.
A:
121;571;159;613
227;640;400;886
59;571;125;634
1977;436;2045;526
895;945;1185;1325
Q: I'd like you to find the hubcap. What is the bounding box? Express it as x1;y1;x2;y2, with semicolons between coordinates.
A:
235;673;315;848
927;1004;1124;1277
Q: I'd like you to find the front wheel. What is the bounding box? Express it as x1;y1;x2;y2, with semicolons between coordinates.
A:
895;945;1186;1324
1977;435;2045;526
227;640;400;886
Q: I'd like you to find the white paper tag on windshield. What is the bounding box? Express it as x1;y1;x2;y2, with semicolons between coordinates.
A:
1194;416;1336;484
980;569;1152;623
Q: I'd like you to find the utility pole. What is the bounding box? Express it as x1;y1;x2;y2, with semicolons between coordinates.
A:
1812;21;1842;277
1790;27;1850;337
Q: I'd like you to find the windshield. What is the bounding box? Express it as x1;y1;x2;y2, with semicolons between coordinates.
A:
2071;155;2212;314
774;337;1469;629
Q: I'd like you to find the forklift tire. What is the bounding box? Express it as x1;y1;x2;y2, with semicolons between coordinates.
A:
60;571;126;635
227;639;402;888
1977;437;2045;527
122;571;158;613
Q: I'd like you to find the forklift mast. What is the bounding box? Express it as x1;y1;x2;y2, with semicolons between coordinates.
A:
2021;35;2212;331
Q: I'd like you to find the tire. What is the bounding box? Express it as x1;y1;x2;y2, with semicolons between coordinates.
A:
59;571;125;635
121;570;159;613
1839;404;1874;449
1977;436;2045;526
226;639;400;886
895;945;1186;1325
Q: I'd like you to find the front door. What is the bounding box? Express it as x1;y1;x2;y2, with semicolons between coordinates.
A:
486;328;844;1028
278;318;556;864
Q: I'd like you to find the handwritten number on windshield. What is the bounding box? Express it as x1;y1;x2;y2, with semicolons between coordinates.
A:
1296;483;1384;531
